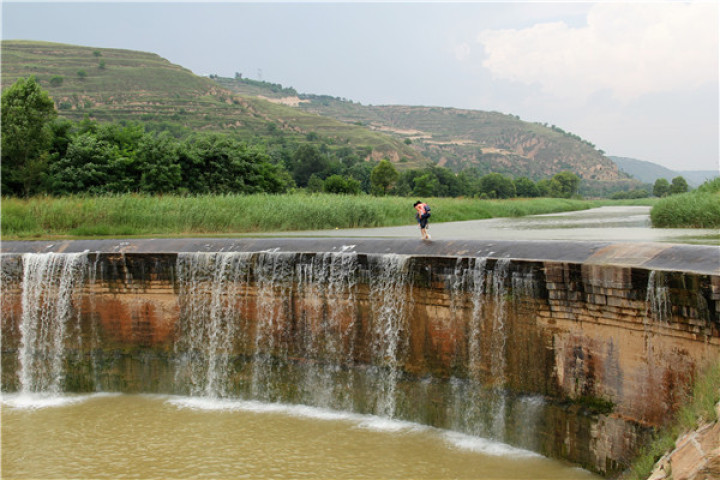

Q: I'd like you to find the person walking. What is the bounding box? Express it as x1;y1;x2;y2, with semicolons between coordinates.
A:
413;201;431;240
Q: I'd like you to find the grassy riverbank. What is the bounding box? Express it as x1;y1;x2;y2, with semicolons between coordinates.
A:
1;194;644;239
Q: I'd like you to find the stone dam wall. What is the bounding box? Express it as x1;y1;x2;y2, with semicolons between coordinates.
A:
1;239;719;477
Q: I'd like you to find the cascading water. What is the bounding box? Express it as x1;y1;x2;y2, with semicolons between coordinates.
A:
646;270;671;323
450;257;488;436
367;254;412;417
10;250;537;436
175;252;253;397
488;258;510;439
17;252;89;394
250;251;297;401
448;258;518;441
295;251;360;410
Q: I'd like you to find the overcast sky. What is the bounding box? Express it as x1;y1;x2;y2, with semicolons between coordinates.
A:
2;1;718;172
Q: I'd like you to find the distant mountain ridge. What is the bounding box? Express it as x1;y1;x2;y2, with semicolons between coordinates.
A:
610;156;718;187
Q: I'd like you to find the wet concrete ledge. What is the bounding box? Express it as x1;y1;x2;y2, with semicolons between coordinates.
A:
2;238;718;275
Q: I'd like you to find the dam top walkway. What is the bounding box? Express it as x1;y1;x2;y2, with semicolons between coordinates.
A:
2;237;718;276
2;207;718;275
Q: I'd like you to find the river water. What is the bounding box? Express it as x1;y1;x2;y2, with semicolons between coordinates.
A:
270;206;719;245
1;393;598;480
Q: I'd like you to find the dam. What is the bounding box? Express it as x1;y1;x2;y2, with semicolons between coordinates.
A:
2;237;719;478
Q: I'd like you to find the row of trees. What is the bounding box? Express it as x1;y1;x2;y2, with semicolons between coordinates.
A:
609;176;690;200
653;177;689;197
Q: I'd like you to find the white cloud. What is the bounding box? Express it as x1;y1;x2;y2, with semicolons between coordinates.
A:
477;2;718;102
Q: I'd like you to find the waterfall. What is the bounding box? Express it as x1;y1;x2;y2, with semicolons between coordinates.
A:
14;250;533;437
488;258;510;438
173;250;413;416
295;251;360;409
18;252;89;394
368;254;412;417
646;270;671;323
250;251;297;401
468;257;488;380
449;257;514;441
175;252;253;397
451;257;490;436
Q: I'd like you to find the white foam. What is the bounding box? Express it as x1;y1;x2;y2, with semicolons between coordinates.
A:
355;416;423;432
0;392;118;410
443;431;540;458
167;396;424;433
167;396;540;457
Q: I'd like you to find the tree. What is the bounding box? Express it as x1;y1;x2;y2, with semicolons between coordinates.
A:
291;144;330;187
48;133;124;194
370;159;399;195
307;174;324;193
323;175;361;195
670;176;689;195
514;177;540;198
653;178;670;197
346;161;375;193
137;132;181;194
549;171;581;198
479;173;516;199
1;76;57;195
179;133;292;194
536;179;552;197
412;173;441;197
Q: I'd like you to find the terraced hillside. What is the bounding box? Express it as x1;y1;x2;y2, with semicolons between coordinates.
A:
1;40;427;167
2;40;637;190
220;77;631;185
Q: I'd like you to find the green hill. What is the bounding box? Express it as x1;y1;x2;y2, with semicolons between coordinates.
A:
2;40;639;192
1;40;427;167
220;77;631;186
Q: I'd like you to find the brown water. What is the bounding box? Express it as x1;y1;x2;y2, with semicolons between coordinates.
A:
1;393;599;480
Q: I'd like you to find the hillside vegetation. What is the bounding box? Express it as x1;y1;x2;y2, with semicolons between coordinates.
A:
1;40;426;167
220;77;637;194
2;40;642;195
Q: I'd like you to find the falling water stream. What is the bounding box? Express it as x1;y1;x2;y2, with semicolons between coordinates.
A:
0;251;607;479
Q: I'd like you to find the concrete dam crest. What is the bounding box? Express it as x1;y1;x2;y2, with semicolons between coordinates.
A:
2;238;719;477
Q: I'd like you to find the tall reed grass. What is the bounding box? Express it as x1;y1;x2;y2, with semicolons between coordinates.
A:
651;178;720;228
650;192;720;228
2;193;600;239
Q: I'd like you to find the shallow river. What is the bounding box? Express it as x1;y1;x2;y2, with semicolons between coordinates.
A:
2;393;599;480
270;206;719;245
